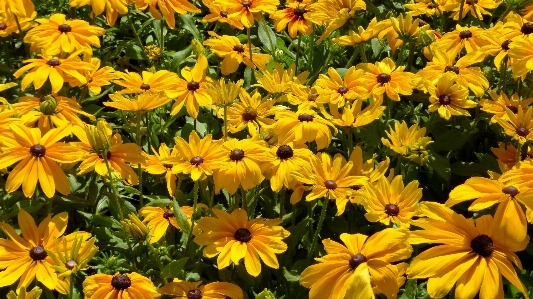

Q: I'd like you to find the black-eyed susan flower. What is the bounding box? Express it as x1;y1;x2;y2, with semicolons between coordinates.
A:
300;228;412;299
332;17;388;46
427;73;476;120
273;109;337;150
76;57;118;95
73;0;129;26
449;0;500;20
159;279;243;299
202;0;244;29
171;131;227;181
82;272;160;299
143;144;181;196
0;124;82;198
357;57;416;101
253;63;308;101
203;32;271;75
314;66;369;106
379;13;434;54
438;24;489;53
217;0;278;28
503;12;533;41
1;0;34;18
479;91;533;123
381;121;433;165
139;206;195;243
270;0;313;38
207;78;243;107
213;139;271;194
0;11;35;37
13;51;92;93
264;142;312;192
408;202;529;299
323;98;385;128
291;153;368;215
133;0;200;29
104;92;172;112
24;14;105;55
7;287;42;299
287;84;321;109
362;175;422;227
508;34;533;79
308;0;366;43
114;69;179;95
496;106;533;144
480;23;515;70
404;0;446;16
193;208;290;277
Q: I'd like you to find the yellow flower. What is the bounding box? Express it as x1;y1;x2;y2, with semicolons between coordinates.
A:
78;0;129;26
323;98;385;128
139;206;195;243
408;202;529;299
496;106;533;144
1;0;35;18
253;63;308;101
437;24;489;54
203;31;271;75
308;0;366;43
114;70;179;95
0;11;35;37
24;14;105;55
144;44;162;60
404;0;446;16
273;109;337;150
13;52;93;93
193;208;290;277
314;67;369;106
104;92;172;112
508;34;533;80
264;142;312;192
7;287;42;299
357;57;416;101
381;121;433;159
67;56;117;95
291;153;368;214
380;13;434;54
213;139;271;194
83;272;160;299
479;91;533;123
448;0;501;20
216;0;279;28
142;143;181;196
133;0;200;29
427;73;476;120
270;0;313;38
300;228;412;299
490;142;528;171
0;124;82;198
286;84;321;109
121;213;150;241
206;78;243;107
479;23;514;70
159;279;243;299
202;0;244;29
332;17;388;46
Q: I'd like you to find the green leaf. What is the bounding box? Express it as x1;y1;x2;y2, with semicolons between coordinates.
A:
161;257;189;279
172;196;192;235
124;44;147;60
258;21;277;53
432;130;470;151
427;152;451;182
399;279;417;299
178;14;201;40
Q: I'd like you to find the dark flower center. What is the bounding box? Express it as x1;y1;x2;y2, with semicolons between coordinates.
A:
307;93;318;101
242;1;252;8
298;113;314;122
242;107;258;121
349;253;366;269
418;19;428;27
276;145;294;160
470;234;494;257
376;73;391;84
220;11;228;18
0;23;7;31
426;3;437;9
233;45;245;53
230;149;245;161
187;81;200;91
65;260;77;270
47;59;61;67
438;95;451;105
501;40;512;51
190;156;204;166
459;30;472;39
163;210;175;219
111;274;131;290
29;246;48;260
465;0;478;4
521;23;533;35
140;83;151;90
294;6;306;17
445;65;460;74
506;105;518;113
516;127;529;137
502;186;519;197
350;185;361;190
98;151;112;160
385;204;400;216
88;77;93;83
187;289;203;299
164;164;174;169
338;86;349;95
30;144;46;157
58;24;72;33
324;180;337;190
234;228;252;243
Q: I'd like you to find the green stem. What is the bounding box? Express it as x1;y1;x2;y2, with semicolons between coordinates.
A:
407;41;416;71
103;152;124;220
279;188;285;219
431;0;445;31
247;27;253;64
347;127;353;158
78;85;88;104
295;33;302;73
2;38;12;68
359;43;367;63
160;18;165;54
458;0;466;24
136;111;144;206
307;199;328;262
146;241;166;282
191;180;199;228
68;275;75;299
471;3;486;28
223;104;228;141
346;46;360;68
127;14;144;50
499;56;508;92
241;187;247;211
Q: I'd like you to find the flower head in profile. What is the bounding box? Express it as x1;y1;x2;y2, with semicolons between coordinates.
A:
7;287;42;299
428;73;476;120
82;272;160;299
480;91;533;123
207;78;243;107
1;0;35;18
308;0;366;43
253;63;308;101
357;57;416;101
381;121;433;165
404;0;446;16
193;208;290;277
496;106;533;144
270;0;313;38
449;0;500;20
139;206;195;243
0;11;36;37
142;144;181;196
345;145;389;204
300;228;412;299
315;66;369;107
323;98;385;128
508;34;533;79
69;56;117;95
114;70;179;95
332;17;387;46
80;0;129;26
159;279;243;299
202;0;244;29
408;202;529;299
216;0;279;28
133;0;200;29
104;93;172;112
380;13;435;54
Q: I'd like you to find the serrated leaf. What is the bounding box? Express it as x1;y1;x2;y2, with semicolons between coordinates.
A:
172;197;192;235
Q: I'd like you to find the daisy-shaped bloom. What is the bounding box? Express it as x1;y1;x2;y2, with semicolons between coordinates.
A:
216;0;279;28
362;175;422;227
308;0;366;43
82;272;160;299
207;78;243;107
202;0;244;29
203;32;271;75
323;98;385;128
193;208;290;277
264;142;312;192
213;139;271;194
171;131;227;181
253;63;308;102
159;279;243;299
287;84;321;109
300;228;412;299
508;34;533;79
449;0;500;20
345;145;389;204
270;0;313;38
0;124;82;198
438;24;489;54
379;13;435;54
479;91;533;123
139;206;195;243
447;176;533;243
13;52;92;93
408;202;529;299
76;0;129;27
291;153;368;215
332;17;388;46
273;109;337;150
404;0;446;16
490;142;533;171
70;56;117;95
357;57;416;101
427;73;476;120
496;106;533;144
142;144;180;196
381;121;433;160
223;90;281;135
480;23;515;70
7;287;42;299
503;12;533;41
133;0;200;29
24;14;105;55
0;209;89;290
314;67;369;106
0;11;35;37
0;0;34;18
14;94;95;132
114;70;179;95
104;93;172;112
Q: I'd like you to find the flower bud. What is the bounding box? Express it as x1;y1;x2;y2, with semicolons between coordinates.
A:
144;45;162;61
85;120;112;154
39;95;58;115
121;213;149;241
191;39;205;56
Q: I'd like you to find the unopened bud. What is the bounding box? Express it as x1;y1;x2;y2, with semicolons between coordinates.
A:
39;95;58;115
121;213;149;241
191;39;205;56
